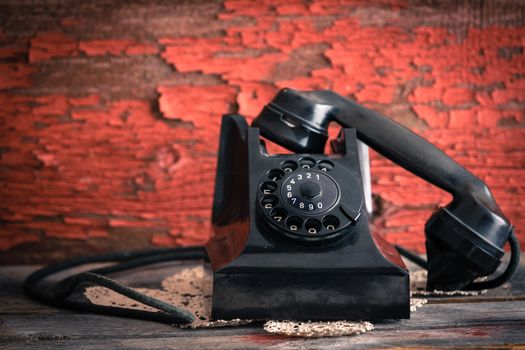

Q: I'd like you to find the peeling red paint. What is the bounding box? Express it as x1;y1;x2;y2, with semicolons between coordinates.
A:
442;87;474;106
29;32;78;63
0;0;524;262
79;39;133;56
33;95;69;116
80;40;158;56
157;85;237;127
0;64;35;89
70;94;100;106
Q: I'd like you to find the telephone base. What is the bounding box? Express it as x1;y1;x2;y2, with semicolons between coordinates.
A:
211;270;409;321
208;114;410;321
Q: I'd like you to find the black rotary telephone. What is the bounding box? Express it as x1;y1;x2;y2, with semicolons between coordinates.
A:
25;88;520;323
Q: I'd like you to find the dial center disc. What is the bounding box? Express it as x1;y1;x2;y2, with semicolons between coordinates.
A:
280;170;339;215
300;181;322;199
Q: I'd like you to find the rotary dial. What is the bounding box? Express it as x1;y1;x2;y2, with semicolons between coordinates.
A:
257;158;361;243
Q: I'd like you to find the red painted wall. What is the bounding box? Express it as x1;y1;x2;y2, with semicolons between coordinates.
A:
1;0;524;263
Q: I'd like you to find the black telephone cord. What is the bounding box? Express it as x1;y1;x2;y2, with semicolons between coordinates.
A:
24;246;208;324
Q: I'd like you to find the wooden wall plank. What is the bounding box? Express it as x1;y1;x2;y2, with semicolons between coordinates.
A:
0;0;524;263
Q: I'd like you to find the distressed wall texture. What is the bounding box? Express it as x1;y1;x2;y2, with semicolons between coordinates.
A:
0;0;524;263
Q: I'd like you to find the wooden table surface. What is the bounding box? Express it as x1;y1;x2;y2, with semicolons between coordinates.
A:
1;258;524;350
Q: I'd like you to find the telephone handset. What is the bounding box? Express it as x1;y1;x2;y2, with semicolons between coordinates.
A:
252;88;520;291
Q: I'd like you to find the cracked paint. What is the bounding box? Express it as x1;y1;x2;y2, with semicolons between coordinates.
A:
0;0;524;262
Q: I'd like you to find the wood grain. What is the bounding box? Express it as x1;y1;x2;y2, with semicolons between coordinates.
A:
0;261;524;349
0;0;524;263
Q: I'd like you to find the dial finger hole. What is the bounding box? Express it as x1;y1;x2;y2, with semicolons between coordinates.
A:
305;219;322;235
317;160;334;172
270;207;287;223
261;195;278;209
260;181;277;194
322;215;340;231
298;157;315;169
267;169;285;181
286;216;303;231
281;160;298;172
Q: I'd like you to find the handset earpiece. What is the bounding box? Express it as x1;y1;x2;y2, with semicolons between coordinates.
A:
253;88;520;291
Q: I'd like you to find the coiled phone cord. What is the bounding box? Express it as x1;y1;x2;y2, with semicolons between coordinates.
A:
24;246;208;324
395;231;521;291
